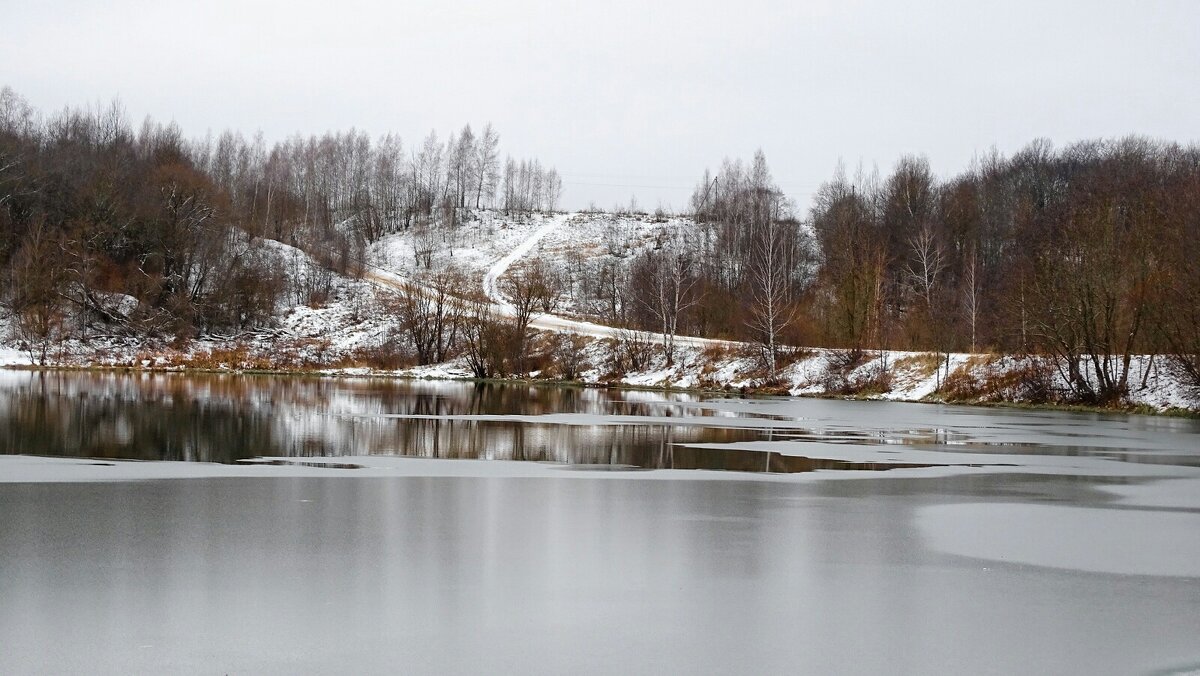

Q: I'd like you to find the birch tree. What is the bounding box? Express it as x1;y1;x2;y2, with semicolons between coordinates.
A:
905;223;949;386
474;123;500;209
747;218;798;376
637;231;702;363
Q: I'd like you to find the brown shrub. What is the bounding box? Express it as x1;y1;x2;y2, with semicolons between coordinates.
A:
701;342;732;362
942;355;1059;404
184;345;272;370
820;348;891;394
894;352;940;378
549;334;591;380
609;329;654;375
344;341;412;371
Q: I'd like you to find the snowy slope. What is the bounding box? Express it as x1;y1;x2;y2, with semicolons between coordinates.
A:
1;210;1197;412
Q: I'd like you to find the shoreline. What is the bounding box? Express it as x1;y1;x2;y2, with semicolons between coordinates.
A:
5;361;1196;419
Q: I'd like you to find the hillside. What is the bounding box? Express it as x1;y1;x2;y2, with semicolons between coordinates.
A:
3;209;1196;413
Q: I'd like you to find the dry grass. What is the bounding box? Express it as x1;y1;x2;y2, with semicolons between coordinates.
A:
942;355;1058;404
819;348;891;395
775;345;814;371
701;342;733;362
174;345;275;371
893;352;940;378
340;342;412;371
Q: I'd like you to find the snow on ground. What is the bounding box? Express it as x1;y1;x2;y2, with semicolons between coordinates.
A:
3;321;1196;413
367;210;690;290
541;212;693;259
0;346;27;367
1;210;1197;412
367;210;558;283
483;213;570;306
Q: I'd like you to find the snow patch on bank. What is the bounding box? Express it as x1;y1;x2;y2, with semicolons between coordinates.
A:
2;210;1197;412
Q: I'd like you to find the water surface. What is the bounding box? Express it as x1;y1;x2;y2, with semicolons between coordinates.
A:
1;370;1198;675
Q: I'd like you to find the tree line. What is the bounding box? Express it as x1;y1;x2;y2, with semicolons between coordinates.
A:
583;139;1197;403
0;86;560;356
3;87;1198;405
807;137;1199;403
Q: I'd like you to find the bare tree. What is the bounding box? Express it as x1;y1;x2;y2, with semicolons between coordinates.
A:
905;224;945;314
473;123;500;209
611;328;654;374
747;218;798;376
637;231;702;363
963;245;980;354
389;267;465;365
5;220;68;364
412;130;443;218
500;259;561;367
460;300;516;378
371;132;405;235
413;223;437;269
545;168;562;212
810;166;887;353
450;124;475;209
551;333;590;380
904;223;949;386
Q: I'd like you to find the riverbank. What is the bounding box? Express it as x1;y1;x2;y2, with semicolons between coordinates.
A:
5;209;1195;416
4;332;1196;416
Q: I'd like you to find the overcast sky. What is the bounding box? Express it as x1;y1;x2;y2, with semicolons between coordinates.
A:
5;0;1199;212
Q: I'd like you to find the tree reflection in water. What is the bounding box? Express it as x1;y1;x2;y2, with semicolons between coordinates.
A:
0;372;929;474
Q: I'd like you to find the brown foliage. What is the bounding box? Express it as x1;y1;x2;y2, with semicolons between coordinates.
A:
941;355;1059;404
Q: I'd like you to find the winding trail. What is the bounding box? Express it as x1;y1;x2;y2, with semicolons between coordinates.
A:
366;213;733;348
482;215;567;310
477;214;733;347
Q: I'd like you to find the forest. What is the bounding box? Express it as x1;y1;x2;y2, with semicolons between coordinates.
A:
664;139;1200;404
2;86;1198;405
0;86;557;342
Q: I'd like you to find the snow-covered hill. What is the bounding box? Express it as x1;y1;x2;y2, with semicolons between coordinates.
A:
2;209;1197;413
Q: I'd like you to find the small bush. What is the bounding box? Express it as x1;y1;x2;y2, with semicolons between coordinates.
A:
346;341;411;371
609;329;654;374
841;365;893;395
701;342;732;362
184;344;273;371
550;334;591;380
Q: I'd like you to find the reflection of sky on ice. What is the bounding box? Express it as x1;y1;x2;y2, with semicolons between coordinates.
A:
919;501;1200;577
2;471;1199;675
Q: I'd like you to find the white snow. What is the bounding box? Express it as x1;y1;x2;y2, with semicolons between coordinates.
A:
482;213;568;307
2;209;1197;413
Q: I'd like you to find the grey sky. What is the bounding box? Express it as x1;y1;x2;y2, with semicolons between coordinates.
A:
5;0;1199;212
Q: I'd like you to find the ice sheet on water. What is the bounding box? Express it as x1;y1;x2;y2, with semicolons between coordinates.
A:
919;502;1200;577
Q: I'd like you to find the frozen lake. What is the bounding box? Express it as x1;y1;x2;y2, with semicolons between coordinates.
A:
1;371;1199;674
